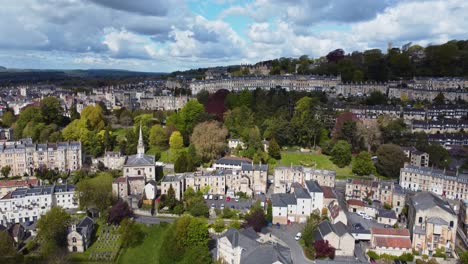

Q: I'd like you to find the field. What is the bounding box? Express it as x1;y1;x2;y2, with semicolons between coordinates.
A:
117;223;169;264
277;151;354;178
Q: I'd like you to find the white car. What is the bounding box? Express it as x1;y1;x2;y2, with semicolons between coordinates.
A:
357;212;366;217
363;215;373;220
211;204;216;209
203;195;208;200
294;232;302;241
221;204;225;209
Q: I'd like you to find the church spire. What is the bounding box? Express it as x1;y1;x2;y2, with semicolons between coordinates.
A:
137;124;145;155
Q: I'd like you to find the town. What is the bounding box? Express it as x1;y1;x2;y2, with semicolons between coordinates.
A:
1;1;468;263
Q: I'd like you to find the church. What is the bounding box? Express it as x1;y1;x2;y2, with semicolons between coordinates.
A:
123;125;157;181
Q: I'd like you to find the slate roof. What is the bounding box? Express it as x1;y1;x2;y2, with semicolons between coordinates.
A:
427;217;449;225
291;183;311;199
305;180;323;193
315;220;350;241
241;163;268;172
410;192;456;215
321;186;337;199
215;156;252;166
271;193;296;207
378;209;397;219
124;153;155;166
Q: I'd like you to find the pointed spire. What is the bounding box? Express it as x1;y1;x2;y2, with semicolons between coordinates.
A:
137;123;145;155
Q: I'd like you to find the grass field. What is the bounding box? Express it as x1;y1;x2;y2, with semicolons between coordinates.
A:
117;223;169;264
147;147;187;163
277;151;354;178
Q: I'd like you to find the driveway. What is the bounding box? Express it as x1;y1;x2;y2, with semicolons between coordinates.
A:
268;224;314;264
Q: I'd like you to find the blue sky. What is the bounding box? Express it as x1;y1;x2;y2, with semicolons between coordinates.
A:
0;0;466;72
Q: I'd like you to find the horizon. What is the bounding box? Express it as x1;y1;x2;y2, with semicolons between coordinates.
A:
0;0;466;72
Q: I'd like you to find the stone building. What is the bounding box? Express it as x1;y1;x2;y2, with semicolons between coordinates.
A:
67;216;94;252
122;126;157;181
0;139;82;177
401;147;429;167
408;192;457;255
314;220;355;256
273;166;335;193
369;228;412;256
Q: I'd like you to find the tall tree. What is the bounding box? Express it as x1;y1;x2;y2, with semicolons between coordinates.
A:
0;230;16;257
37;207;71;256
352;151;376;176
330;140;352;168
149;124;168;149
1;166;11;178
191;121;228;162
40;97;63;125
169;131;184;150
76;172;113;213
376;144;406;178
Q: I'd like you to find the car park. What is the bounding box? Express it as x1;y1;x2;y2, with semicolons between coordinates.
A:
294;232;302;240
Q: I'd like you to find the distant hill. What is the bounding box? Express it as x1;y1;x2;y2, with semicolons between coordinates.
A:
0;68;167;85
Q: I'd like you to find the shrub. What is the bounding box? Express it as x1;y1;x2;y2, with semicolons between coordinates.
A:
399;253;414;262
367;251;379;260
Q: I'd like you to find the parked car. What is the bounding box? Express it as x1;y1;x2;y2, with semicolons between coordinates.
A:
211;204;215;209
214;195;218;200
230;205;235;209
221;204;225;209
219;195;224;200
203;195;208;200
384;224;392;228
357;211;366;217
226;196;231;202
235;198;239;202
208;194;213;200
394;260;402;264
294;232;302;241
363;215;373;220
353;223;364;230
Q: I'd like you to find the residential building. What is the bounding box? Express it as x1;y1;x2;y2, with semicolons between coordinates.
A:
0;128;13;141
67;216;94;252
401;147;429;167
0;140;82;177
111;176;145;200
411;119;468;134
428;133;468;148
321;186;338;209
327;200;348;225
0;184;77;225
93;151;126;170
347;199;377;218
408;192;457;255
0;179;39;197
273;166;335;193
213;156;252;170
314;220;355;256
377;209;398;226
228;138;245;149
240;163;268;194
160;174;185;201
392;184;406;216
217;227;292;264
400;165;468;200
459;199;468;239
369;228;412;256
144;180;157;200
185;172;226;195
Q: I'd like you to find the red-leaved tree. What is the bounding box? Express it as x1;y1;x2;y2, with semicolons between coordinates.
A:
314;240;336;259
108;200;133;225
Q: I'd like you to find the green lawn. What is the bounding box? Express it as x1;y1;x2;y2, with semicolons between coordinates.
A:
117;223;169;264
148;148;187;163
277;151;354;178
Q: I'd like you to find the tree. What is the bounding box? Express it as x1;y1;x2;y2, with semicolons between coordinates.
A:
119;109;133;126
37;207;71;256
70;102;80;121
268;138;281;160
352;151;376;176
1;166;11;178
266;201;273;223
245;203;267;232
314;240;336;259
459;250;468;264
149;124;168;149
330;140;352;168
174;152;195;173
302;212;321;248
169;131;184;150
191;121;228;162
108;200;132;225
80;105;105;131
424;144;451;168
119;219;144;248
196;90;210;106
41;97;63;125
357;121;381;152
366;91;388;105
1;111;15;127
433;92;445;105
76;172;113;213
0;231;16;257
376;144;406;178
213;218;225;232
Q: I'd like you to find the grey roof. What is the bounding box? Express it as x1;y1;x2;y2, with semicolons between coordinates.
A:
222;228;259;251
334;221;348;236
315;220;350;241
271;193;297;207
427;217;449;225
77;216;94;229
243;244;292;264
410;192;456;215
291;183;311;199
124;153;155;166
10;185;74;198
378;209;397;219
215;156;251;166
413;225;426;235
305;180;323;193
241;163;268;172
316;221;334;238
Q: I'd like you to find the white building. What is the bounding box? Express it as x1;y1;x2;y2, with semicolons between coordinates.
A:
123;126;157;181
0;184;77;225
273;166;336;193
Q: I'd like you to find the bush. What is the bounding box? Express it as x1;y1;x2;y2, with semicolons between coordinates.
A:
399;253;414;262
422;254;429;260
213;219;226;233
367;250;379;260
229;221;241;229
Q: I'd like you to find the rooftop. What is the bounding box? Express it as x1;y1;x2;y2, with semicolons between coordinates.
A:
370;228;410;237
374;237;412;249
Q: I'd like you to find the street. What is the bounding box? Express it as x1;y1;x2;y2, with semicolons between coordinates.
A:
268;224;315;264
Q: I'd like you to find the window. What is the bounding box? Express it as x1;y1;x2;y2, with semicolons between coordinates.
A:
72;237;77;243
449;221;454;228
419;217;423;224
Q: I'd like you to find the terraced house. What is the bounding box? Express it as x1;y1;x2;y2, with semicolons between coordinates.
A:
0;139;82;177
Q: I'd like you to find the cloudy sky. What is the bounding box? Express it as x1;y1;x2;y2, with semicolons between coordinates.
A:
0;0;466;72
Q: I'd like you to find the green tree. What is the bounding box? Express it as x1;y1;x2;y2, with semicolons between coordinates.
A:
0;230;16;257
1;166;11;178
1;111;15;127
174;152;195;173
433;92;445;105
223;106;255;138
41;97;63;125
196;90;210;106
330;140;352;168
376;144;406;178
80;105;105;131
191;121;228;162
302;212;321;248
459;250;468;264
169;131;184;150
213;218;226;232
119;219;145;248
268;138;281;160
352;151;376;176
70;102;80;121
76;172;113;213
424;144;451;168
149;124;168;149
266;201;273;223
37;207;71;256
14;106;43;140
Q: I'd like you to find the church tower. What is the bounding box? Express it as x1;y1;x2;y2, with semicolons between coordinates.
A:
137;124;145;155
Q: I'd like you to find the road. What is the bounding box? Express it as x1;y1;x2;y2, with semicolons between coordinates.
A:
269;224;314;264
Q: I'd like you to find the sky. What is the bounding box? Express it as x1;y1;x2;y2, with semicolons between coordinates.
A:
0;0;467;72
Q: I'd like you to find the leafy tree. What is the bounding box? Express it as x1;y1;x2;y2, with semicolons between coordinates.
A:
76;172;113;213
191;121;228;162
119;109;133;126
178;244;213;264
0;230;16;257
70;101;80;121
169;131;184;150
1;111;15;127
119;219;145;248
1;166;11;178
41;97;63;125
268;138;281;160
14;106;43;140
266;200;273;223
108;200;132;225
433;92;445;105
376;144;406;178
149;124;168;149
223;106;255;138
352;151;376;176
35;166;61;183
459;250;468;264
357;121;381;152
302;212;321;247
166;184;178;210
330;140;352;168
314;240;336;259
174;152;195;173
37;207;71;256
244;203;267;232
80;105;105;131
196;90;210;106
424;144;451;168
213;218;226;232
